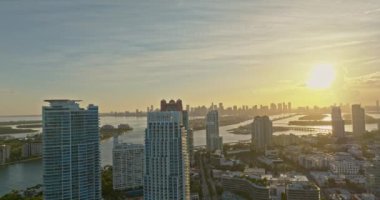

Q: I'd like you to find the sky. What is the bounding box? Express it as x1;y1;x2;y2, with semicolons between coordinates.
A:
0;0;380;115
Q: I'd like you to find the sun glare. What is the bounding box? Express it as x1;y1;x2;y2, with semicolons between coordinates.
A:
307;64;336;89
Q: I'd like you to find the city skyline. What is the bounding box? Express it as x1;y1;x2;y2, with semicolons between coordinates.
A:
1;0;380;115
1;100;380;117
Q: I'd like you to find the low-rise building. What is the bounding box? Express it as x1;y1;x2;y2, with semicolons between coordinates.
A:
221;176;270;200
244;168;266;179
330;160;360;175
286;182;320;200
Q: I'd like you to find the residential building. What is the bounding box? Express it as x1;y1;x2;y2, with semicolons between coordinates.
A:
22;143;42;158
144;99;190;200
331;106;345;138
0;145;11;165
352;104;366;134
113;135;144;191
161;99;193;164
286;182;320;200
330;160;360;175
206;110;223;152
252;116;273;150
42;100;101;200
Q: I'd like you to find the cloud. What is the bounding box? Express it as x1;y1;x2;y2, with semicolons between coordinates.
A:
348;71;380;88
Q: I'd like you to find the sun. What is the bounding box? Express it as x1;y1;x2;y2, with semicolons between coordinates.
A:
307;64;336;89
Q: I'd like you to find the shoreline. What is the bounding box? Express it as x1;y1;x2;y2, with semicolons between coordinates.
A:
0;157;42;167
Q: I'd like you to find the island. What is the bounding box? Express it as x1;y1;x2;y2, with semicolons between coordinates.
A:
100;124;133;140
289;114;379;126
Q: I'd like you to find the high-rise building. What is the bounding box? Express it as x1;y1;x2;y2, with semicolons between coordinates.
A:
218;103;224;112
144;99;190;200
160;99;193;164
0;145;11;165
206;110;223;152
22;143;42;158
288;102;292;112
286;182;320;200
270;103;277;112
42;100;101;200
282;102;287;112
331;106;345;138
252;116;273;150
352;104;366;134
113;135;144;191
377;100;379;113
277;103;283;113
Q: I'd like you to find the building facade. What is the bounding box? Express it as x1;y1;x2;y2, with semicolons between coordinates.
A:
112;136;144;191
42;100;101;200
0;145;11;165
144;99;190;200
352;104;366;135
206;110;223;152
252;116;273;150
331;106;345;138
286;182;320;200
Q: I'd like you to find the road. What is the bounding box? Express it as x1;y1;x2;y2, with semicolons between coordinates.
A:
199;153;218;200
198;153;212;200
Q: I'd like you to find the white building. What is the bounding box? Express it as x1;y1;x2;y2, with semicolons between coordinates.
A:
0;145;11;165
206;110;223;152
144;100;190;200
113;136;144;191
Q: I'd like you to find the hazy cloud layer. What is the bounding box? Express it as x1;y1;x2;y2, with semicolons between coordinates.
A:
0;0;379;114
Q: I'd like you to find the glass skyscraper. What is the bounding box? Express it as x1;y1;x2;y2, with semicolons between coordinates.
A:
42;100;101;200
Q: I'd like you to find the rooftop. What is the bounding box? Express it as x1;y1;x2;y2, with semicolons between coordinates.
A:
287;182;320;191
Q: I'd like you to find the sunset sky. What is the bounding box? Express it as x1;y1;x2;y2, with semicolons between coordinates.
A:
1;0;380;115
